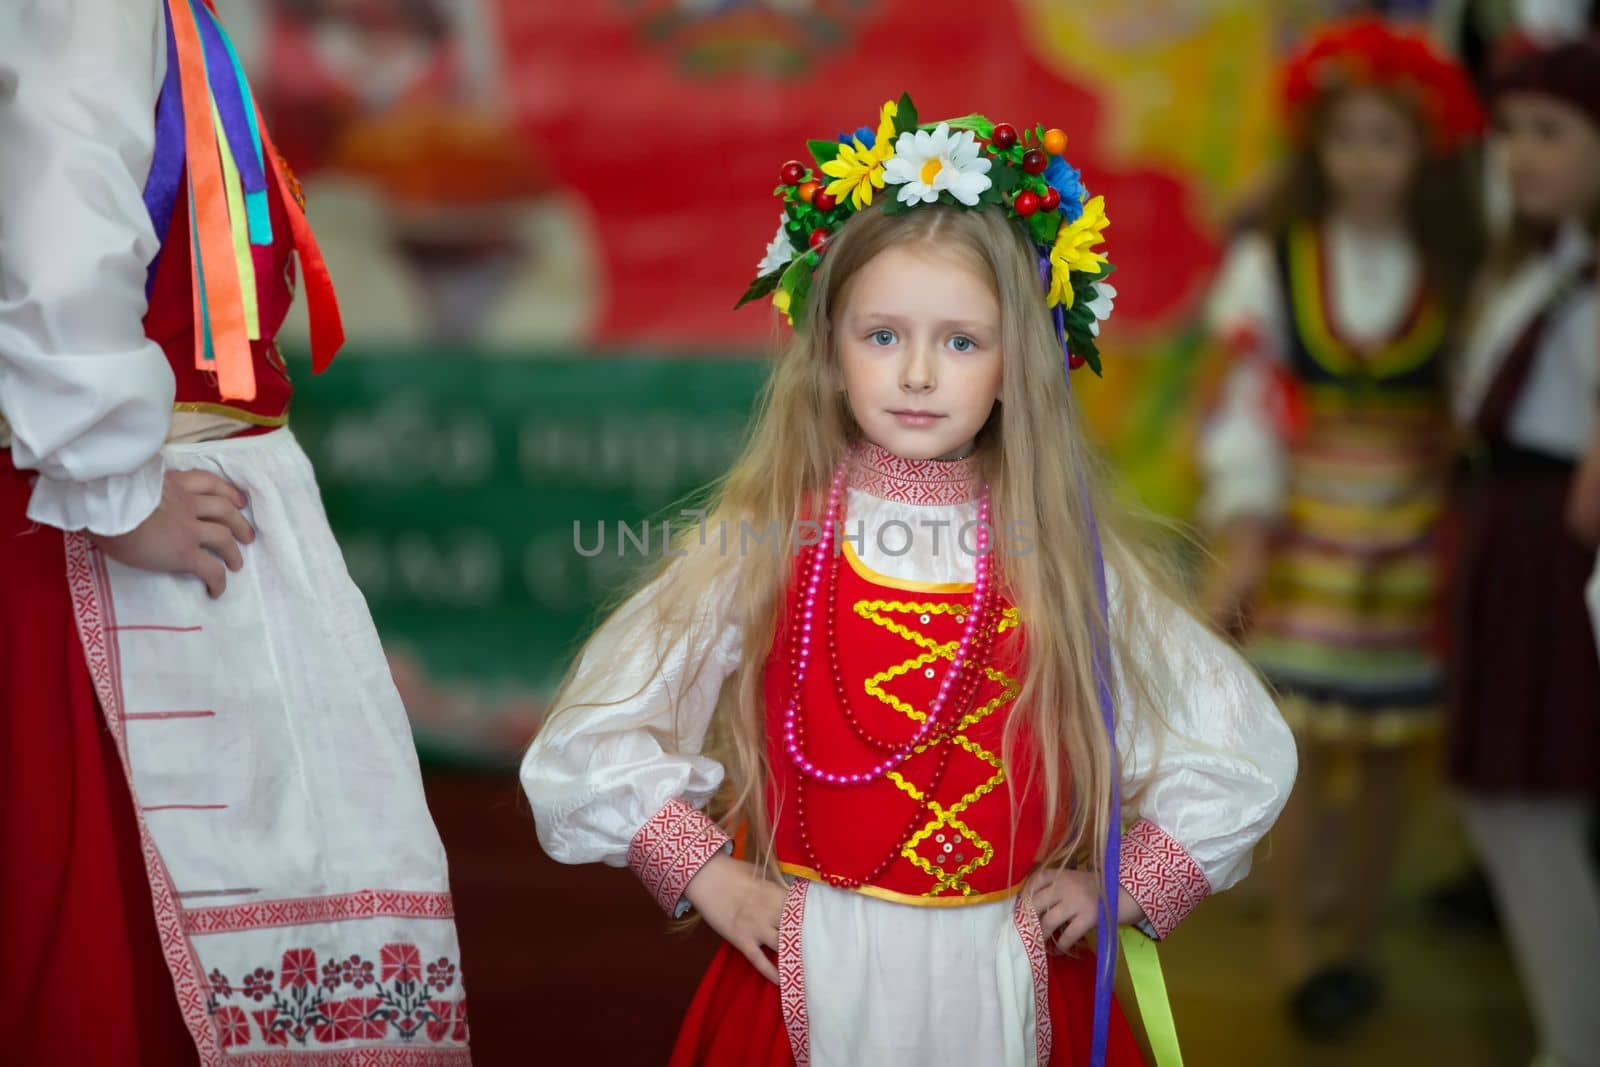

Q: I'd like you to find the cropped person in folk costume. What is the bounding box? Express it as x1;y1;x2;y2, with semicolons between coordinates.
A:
0;2;469;1063
1449;36;1600;1067
523;94;1296;1066
1196;17;1484;1039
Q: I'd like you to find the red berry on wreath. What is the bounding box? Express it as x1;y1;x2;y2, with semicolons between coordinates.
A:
1022;149;1047;174
781;160;806;185
1068;352;1086;370
809;228;829;251
812;188;838;212
1041;187;1062;211
991;123;1018;150
1014;190;1041;217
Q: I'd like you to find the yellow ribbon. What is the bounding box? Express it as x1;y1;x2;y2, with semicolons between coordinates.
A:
211;100;260;341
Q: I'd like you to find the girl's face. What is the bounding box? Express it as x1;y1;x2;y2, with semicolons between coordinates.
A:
835;242;1003;462
1317;88;1423;221
1496;93;1600;225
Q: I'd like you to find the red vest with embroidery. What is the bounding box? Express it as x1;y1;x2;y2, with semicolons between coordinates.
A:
763;541;1047;905
144;177;297;426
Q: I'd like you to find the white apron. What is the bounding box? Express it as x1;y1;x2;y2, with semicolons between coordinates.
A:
65;428;471;1064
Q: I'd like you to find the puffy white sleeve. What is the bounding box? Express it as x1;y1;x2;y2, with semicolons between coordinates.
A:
1110;564;1297;939
521;548;746;916
1197;233;1291;530
0;0;175;536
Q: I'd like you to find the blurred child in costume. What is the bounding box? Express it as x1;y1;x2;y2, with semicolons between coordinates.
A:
1196;16;1485;1039
1449;35;1600;1067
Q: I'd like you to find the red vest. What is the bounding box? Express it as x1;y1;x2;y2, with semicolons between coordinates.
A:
763;542;1046;905
143;171;298;427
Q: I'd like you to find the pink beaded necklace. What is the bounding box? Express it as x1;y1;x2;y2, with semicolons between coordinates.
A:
781;462;995;785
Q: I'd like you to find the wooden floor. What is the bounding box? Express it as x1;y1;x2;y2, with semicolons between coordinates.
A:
424;770;1536;1066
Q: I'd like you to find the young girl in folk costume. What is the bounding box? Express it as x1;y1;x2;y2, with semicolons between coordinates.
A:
523;94;1296;1066
0;2;468;1062
1197;17;1484;1038
1450;37;1600;1066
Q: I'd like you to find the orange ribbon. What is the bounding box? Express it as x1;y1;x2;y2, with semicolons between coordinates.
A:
168;0;254;401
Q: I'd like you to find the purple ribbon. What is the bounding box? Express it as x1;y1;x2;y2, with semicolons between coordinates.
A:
1039;246;1119;1067
1081;473;1121;1067
1038;251;1074;377
142;6;185;296
190;0;268;200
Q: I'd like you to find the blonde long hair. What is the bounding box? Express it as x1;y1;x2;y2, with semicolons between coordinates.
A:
542;201;1181;884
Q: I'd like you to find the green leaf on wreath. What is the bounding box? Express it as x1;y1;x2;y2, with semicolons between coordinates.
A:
808;139;842;167
944;113;995;139
734;266;786;310
894;93;919;137
988;165;1018;196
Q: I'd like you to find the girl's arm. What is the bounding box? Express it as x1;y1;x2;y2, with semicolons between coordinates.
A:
520;551;746;918
1197;234;1292;530
0;0;176;536
1196;235;1293;629
1111;565;1299;939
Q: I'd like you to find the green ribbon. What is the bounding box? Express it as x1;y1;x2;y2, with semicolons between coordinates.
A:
1120;927;1184;1067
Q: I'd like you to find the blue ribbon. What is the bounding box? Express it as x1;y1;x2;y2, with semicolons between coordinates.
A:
142;6;185;296
190;0;273;245
1039;247;1120;1067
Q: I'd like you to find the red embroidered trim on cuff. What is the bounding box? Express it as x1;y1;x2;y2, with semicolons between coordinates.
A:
1118;818;1211;939
627;797;732;916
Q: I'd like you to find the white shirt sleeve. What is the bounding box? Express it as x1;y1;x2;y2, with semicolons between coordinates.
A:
520;548;745;872
1197;234;1292;529
1111;563;1298;937
0;0;174;536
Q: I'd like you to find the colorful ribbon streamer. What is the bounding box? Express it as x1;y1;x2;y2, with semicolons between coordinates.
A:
143;0;345;400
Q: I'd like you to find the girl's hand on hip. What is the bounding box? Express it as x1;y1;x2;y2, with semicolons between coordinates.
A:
90;469;253;598
1028;867;1146;954
682;854;789;984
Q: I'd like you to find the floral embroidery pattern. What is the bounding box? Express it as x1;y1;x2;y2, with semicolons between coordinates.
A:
207;945;468;1049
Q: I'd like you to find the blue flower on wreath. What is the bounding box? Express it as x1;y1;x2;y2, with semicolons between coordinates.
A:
1044;157;1086;222
838;125;876;149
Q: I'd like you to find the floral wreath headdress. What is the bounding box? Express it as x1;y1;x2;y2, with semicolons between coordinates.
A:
1280;17;1485;155
735;93;1118;374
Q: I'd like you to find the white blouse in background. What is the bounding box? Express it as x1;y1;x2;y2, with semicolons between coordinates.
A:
1453;221;1598;460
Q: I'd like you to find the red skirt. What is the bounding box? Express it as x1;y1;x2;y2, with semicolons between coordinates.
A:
668;941;1145;1066
1447;462;1600;794
0;454;198;1064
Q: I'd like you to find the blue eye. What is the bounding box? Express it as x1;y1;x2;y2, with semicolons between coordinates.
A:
869;329;897;346
949;335;976;353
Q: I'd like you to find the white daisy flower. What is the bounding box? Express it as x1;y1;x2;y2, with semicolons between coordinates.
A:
1085;282;1116;336
882;122;993;207
758;216;794;276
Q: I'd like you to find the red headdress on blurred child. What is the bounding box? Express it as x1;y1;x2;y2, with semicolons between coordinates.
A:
1280;16;1486;156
